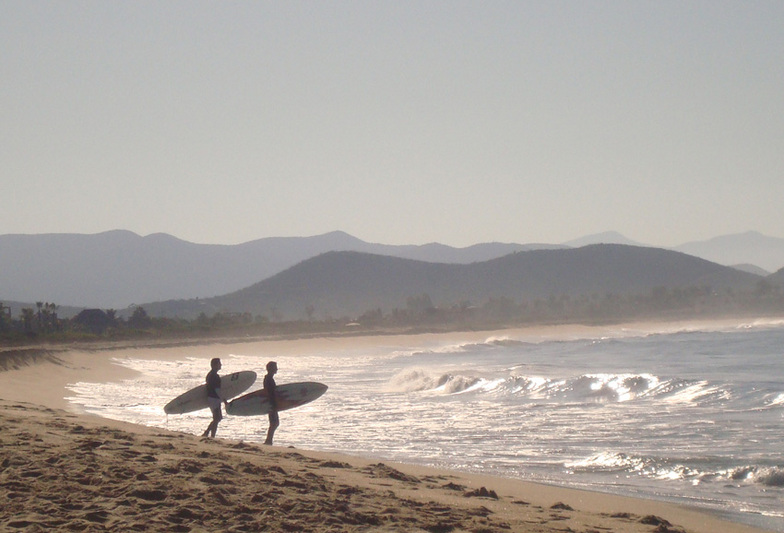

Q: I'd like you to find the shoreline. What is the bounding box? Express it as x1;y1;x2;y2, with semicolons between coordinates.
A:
1;318;778;532
4;315;780;412
4;399;767;533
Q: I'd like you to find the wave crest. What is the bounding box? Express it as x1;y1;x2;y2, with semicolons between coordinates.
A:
385;369;741;407
385;369;481;394
726;466;784;487
570;453;784;487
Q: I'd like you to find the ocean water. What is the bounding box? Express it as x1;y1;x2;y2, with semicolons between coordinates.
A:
67;320;784;531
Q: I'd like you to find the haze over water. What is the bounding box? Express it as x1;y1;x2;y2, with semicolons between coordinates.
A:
68;320;784;532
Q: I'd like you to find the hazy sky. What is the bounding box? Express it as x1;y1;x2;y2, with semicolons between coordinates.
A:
2;1;782;247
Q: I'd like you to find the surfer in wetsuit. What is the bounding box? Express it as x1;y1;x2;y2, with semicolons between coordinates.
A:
202;358;227;438
263;361;279;445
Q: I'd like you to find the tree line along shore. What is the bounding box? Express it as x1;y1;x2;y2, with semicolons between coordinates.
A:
2;279;784;348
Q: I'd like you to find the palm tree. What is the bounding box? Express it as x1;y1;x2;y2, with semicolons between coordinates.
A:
21;308;35;333
36;301;43;330
0;302;8;331
42;302;59;332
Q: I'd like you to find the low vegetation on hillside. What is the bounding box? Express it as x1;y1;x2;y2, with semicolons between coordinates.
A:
2;279;783;346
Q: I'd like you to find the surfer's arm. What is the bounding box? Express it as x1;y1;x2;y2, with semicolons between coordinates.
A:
214;388;229;408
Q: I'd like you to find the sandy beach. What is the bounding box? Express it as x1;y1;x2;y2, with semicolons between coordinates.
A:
0;322;775;532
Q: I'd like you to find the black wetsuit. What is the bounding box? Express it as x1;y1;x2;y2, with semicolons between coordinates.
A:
206;369;221;400
263;372;279;444
202;369;222;438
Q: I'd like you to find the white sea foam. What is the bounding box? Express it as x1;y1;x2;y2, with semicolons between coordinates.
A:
766;392;784;408
65;323;784;532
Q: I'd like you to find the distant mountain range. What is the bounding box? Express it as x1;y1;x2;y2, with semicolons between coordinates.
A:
1;230;782;315
562;231;648;248
0;230;557;309
673;231;784;274
145;245;761;321
566;230;784;272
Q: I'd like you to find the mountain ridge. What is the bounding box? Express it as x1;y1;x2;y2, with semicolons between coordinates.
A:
1;230;782;310
673;231;784;273
0;230;557;308
144;245;762;321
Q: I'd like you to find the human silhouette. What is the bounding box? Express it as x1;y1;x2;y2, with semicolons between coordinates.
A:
202;358;227;438
263;361;279;445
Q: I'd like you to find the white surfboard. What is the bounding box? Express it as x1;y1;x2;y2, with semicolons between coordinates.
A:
226;381;328;416
164;370;257;415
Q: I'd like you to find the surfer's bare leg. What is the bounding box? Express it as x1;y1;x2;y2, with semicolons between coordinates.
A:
264;411;279;445
203;405;222;438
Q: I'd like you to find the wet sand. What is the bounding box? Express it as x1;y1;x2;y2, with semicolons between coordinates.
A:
0;321;774;532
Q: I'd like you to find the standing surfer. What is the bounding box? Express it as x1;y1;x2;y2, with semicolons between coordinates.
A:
263;361;279;445
202;358;227;438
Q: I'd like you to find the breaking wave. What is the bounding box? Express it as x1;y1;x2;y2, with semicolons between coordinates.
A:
386;369;482;393
569;452;784;487
385;369;756;407
397;337;531;358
